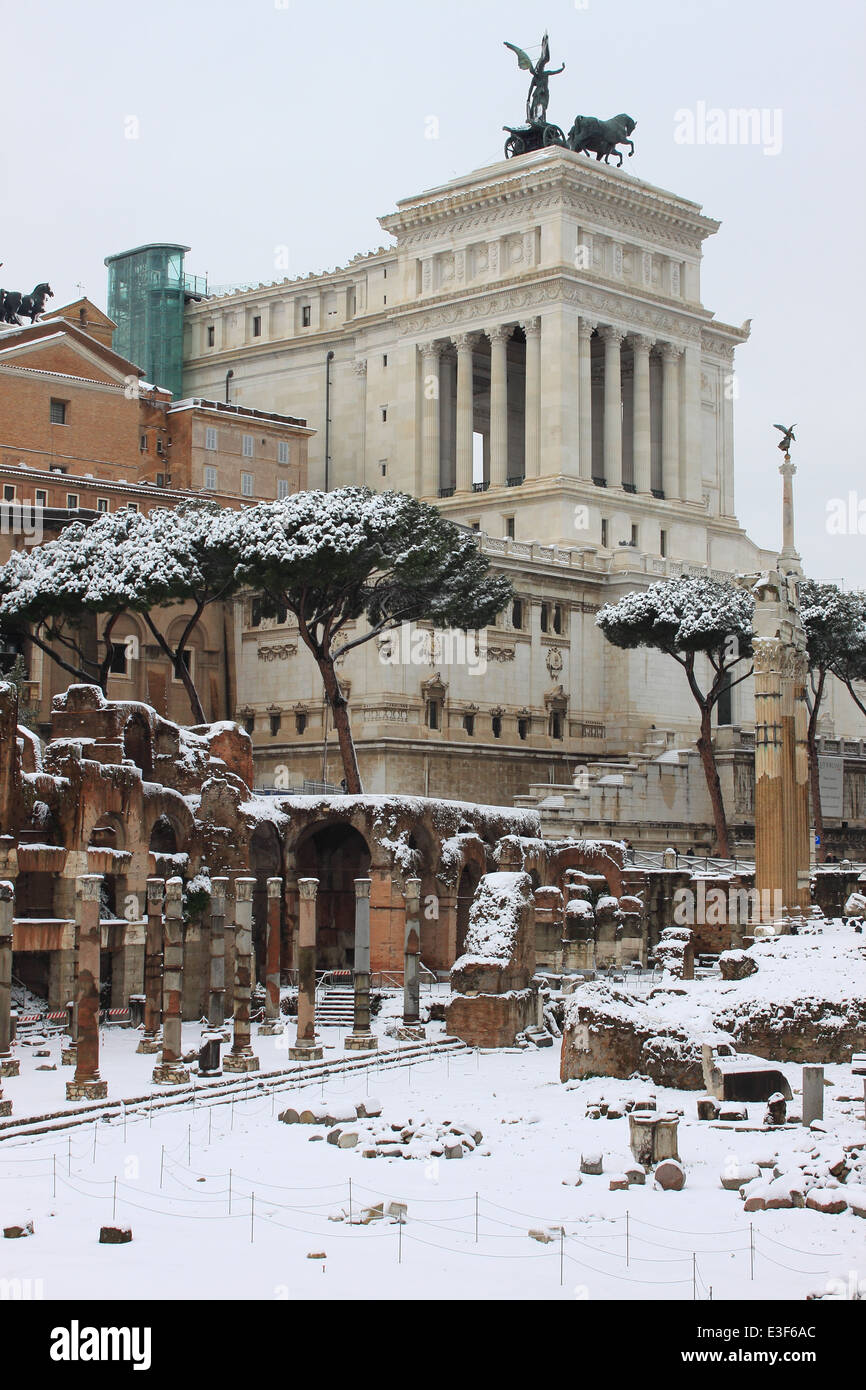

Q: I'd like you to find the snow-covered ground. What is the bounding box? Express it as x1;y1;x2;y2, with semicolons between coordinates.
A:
1;1004;863;1302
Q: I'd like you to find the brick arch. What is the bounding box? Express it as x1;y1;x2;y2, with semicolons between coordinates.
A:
141;794;195;858
545;843;625;899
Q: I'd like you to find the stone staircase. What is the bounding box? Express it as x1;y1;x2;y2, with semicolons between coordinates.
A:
316;986;355;1027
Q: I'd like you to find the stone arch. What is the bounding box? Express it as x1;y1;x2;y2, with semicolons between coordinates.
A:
294;820;372;971
149;814;177;854
123;712;153;780
545;843;625;899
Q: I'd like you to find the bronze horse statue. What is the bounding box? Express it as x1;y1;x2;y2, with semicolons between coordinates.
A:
568;114;636;167
0;282;53;325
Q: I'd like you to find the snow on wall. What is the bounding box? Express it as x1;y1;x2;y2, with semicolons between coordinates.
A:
453;871;533;969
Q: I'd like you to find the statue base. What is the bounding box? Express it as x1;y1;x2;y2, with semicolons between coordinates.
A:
395;1025;427;1042
288;1044;324;1062
136;1037;163;1054
223;1053;260;1073
151;1063;190;1086
258;1020;284;1036
344;1033;378;1051
0;1058;20;1078
66;1078;108;1101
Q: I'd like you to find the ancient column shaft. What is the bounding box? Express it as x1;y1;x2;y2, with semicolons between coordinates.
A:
208;877;227;1028
73;874;103;1086
142;878;164;1043
421;343;442;497
296;878;319;1049
161;877;184;1065
661;344;681;499
265;876;282;1021
402;876;422;1025
489;326;509;487
454;334;476;491
0;880;12;1059
601;326;624;487
577;318;595;481
231;877;254;1055
521;318;540;479
632;335;652;493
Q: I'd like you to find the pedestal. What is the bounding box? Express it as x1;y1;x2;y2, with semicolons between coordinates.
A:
0;1057;20;1078
257;1021;284;1036
223;1053;260;1073
66;1078;108;1101
288;1043;324;1062
135;1036;163;1054
344;1032;378;1051
151;1062;190;1085
0;1099;11;1117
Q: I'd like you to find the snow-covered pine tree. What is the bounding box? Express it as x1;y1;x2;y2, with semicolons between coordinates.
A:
228;487;513;793
596;575;754;857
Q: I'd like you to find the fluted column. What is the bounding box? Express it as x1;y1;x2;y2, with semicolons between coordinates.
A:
290;877;323;1060
600;326;625;487
632;335;653;493
661;343;681;500
578;318;595;480
681;344;702;503
137;877;164;1053
421;341;443;498
489;325;510;487
454;333;477;492
520;317;541;479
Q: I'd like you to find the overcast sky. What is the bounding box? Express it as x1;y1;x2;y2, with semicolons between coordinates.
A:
4;0;864;584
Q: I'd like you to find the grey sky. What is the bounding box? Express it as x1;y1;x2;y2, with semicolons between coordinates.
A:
4;0;864;584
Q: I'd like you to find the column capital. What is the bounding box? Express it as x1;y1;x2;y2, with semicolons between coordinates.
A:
519;316;541;339
578;317;597;341
298;877;319;900
354;878;372;899
453;331;480;353
420;339;446;360
146;878;165;905
403;877;422;902
352;357;367;376
631;333;654;354
486;323;512;344
267;876;282;899
599;324;626;347
660;341;683;363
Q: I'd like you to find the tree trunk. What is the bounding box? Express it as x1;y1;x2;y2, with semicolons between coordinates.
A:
696;702;730;858
143;614;206;724
807;668;827;863
317;654;362;794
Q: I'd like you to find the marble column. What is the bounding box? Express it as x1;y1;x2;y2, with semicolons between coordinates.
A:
681;344;702;503
224;877;259;1071
521;317;541;479
259;876;284;1034
0;881;16;1109
421;341;443;498
661;343;681;500
136;877;164;1053
631;335;653;493
454;333;477;492
489;325;510;488
577;318;596;481
208;876;227;1029
601;326;625;488
289;877;323;1060
402;876;423;1028
152;876;189;1085
67;874;108;1101
345;878;377;1050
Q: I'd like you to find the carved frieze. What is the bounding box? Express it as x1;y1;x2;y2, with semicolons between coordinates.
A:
257;643;298;661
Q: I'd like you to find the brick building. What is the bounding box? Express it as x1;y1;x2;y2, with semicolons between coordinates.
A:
0;302;311;729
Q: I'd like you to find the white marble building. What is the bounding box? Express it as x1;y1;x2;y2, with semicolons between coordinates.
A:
182;148;865;835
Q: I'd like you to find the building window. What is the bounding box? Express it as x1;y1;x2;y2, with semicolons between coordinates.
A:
301;305;311;327
381;407;387;423
140;434;148;451
253;315;262;337
540;603;549;634
205;427;217;451
660;528;668;557
471;521;480;533
518;717;528;741
50;399;67;425
2;485;14;502
383;353;388;367
108;643;129;676
601;518;609;548
426;700;440;731
380;461;387;477
204;466;218;491
505;516;515;539
127;502;139;512
172;649;194;685
156;439;164;456
35;489;47;507
492;714;502;738
241;472;254;497
244;716;255;735
549;712;564;740
511;599;523;629
631;523;639;547
66;493;79;509
242;434;254;458
553;604;563;635
97;497;110;513
462;713;475;736
277;479;290;500
277;440;290;465
207;326;215;347
269;712;281;736
295;711;307;735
